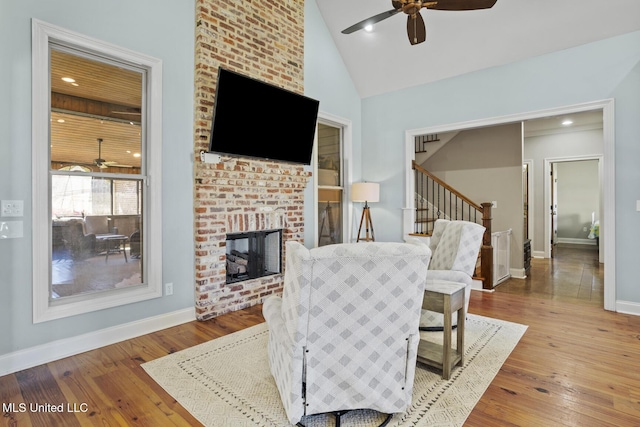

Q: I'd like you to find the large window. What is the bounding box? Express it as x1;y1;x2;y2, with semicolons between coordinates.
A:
315;115;352;246
52;176;142;218
32;20;163;322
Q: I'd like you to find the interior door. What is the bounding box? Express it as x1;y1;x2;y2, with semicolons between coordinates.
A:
550;163;558;258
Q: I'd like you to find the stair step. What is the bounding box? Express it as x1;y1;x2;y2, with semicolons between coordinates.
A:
414;219;437;224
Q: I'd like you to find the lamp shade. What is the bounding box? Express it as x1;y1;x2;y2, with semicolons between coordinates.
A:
351;182;380;203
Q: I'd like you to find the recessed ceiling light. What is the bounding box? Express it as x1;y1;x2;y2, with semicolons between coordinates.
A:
562;119;573;126
364;24;374;32
61;77;75;83
71;82;79;86
133;153;141;158
57;119;65;123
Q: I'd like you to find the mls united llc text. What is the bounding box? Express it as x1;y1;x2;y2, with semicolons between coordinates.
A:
3;402;89;413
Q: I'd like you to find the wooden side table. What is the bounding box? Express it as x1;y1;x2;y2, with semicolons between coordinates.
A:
416;280;466;380
96;234;129;263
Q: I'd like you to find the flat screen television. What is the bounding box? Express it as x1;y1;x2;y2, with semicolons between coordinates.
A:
208;68;320;165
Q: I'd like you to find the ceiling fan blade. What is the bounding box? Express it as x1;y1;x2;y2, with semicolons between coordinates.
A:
341;9;402;34
407;12;426;45
427;0;498;11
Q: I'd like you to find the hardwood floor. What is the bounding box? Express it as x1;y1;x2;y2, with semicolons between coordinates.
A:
3;245;639;426
495;243;604;306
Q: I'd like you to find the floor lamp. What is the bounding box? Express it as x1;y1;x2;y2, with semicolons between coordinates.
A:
352;182;379;242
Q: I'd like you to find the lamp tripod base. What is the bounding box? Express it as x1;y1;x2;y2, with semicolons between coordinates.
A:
356;204;375;242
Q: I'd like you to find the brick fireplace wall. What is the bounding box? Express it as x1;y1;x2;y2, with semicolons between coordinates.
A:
193;0;310;320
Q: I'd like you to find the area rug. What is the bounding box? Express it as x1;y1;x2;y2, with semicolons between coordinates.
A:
142;314;527;427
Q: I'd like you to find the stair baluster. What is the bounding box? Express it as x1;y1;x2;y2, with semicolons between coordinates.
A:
411;160;494;289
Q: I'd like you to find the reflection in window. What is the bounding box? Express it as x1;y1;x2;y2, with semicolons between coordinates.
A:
49;46;145;299
317;123;344;246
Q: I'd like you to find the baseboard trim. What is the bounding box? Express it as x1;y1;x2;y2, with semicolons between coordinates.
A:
532;251;546;258
0;306;196;377
510;268;527;279
556;238;597;246
616;300;640;317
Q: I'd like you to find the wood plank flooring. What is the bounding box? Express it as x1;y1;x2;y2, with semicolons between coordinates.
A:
495;244;604;306
3;245;639;426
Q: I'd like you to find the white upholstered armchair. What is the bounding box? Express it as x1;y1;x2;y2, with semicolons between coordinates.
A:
263;241;431;425
420;219;485;330
419;219;485;330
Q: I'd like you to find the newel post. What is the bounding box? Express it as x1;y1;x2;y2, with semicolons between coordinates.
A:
481;202;494;290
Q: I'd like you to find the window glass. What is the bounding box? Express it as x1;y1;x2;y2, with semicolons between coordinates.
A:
49;47;144;299
317;123;344;247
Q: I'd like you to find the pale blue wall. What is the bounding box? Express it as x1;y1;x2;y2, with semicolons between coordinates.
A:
0;0;196;356
0;0;362;358
2;0;637;359
362;31;640;304
303;0;362;247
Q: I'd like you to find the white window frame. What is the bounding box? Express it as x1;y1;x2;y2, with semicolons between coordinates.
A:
32;19;163;322
313;112;353;246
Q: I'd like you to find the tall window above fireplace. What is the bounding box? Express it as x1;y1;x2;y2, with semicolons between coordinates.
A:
226;229;282;284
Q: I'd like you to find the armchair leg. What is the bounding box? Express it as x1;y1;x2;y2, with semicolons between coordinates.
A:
297;410;393;427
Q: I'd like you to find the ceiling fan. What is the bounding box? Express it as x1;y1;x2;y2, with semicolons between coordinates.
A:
94;138;117;169
341;0;498;45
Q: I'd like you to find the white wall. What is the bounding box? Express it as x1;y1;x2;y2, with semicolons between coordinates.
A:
524;129;603;253
303;0;362;247
556;160;600;242
423;124;524;269
361;30;640;307
0;0;196;357
0;0;363;362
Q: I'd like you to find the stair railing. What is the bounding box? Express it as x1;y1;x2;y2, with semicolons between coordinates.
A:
412;160;494;289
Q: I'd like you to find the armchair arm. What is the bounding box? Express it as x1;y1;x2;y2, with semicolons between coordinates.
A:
280;241;311;344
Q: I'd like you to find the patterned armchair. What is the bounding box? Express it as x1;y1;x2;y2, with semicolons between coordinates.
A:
263;241;431;425
60;219;96;260
419;219;485;330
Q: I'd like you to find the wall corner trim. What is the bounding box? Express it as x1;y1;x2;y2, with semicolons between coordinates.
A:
0;307;196;377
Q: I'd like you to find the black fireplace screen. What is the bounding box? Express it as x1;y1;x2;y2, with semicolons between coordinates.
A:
226;229;282;284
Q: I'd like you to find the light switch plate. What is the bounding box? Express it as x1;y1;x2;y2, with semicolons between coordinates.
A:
637;200;640;212
1;200;24;217
0;221;24;239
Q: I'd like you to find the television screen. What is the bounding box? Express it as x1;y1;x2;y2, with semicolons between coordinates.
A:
208;68;320;165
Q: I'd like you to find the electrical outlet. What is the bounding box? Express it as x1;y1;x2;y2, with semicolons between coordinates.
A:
165;282;174;296
1;200;24;217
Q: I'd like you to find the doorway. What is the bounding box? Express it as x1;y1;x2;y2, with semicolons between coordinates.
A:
544;156;603;263
403;100;615;311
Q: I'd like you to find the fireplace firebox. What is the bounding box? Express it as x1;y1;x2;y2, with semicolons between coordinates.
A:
225;229;282;284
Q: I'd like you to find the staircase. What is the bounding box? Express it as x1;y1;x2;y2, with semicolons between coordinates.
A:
411;160;494;289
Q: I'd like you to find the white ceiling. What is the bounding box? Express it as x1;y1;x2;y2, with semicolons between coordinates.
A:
316;0;640;98
524;110;603;137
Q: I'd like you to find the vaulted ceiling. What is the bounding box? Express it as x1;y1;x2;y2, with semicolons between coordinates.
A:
316;0;640;98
